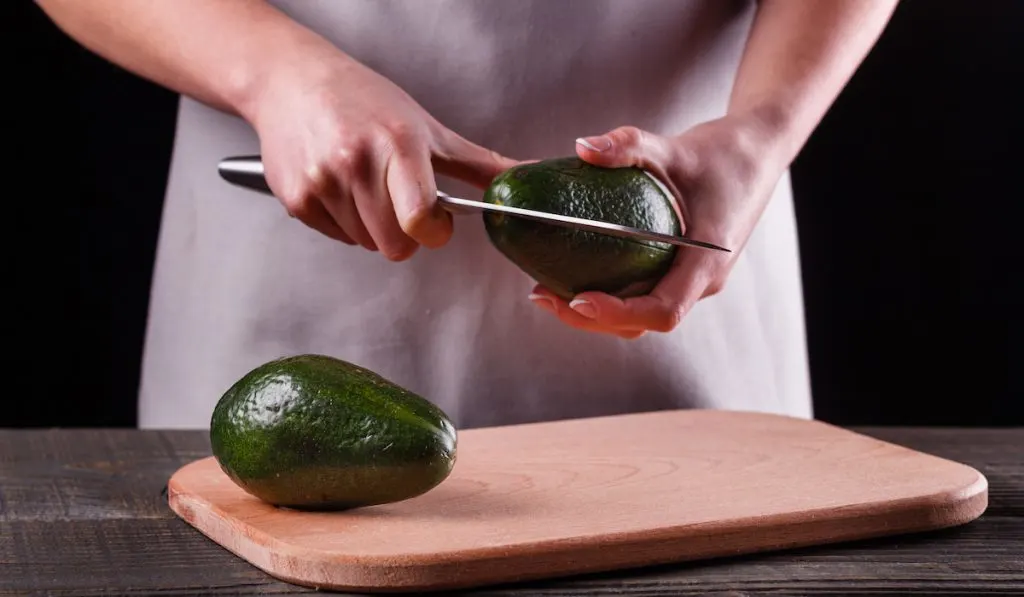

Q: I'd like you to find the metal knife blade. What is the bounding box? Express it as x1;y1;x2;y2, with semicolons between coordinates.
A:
217;155;731;253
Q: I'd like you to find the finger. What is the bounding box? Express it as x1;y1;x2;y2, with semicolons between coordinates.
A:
388;145;453;249
352;175;418;262
575;126;674;170
335;145;417;261
529;287;646;340
282;196;355;245
325;195;376;251
551;300;647;340
305;200;355;245
315;174;377;251
433;128;519;189
274;164;357;246
570;249;722;333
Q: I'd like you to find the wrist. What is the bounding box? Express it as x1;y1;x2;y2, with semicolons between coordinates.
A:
728;87;839;171
710;102;798;176
219;58;273;123
222;25;351;126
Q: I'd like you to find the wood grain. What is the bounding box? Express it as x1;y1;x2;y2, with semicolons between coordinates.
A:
1;425;1020;596
2;517;1021;596
0;429;209;522
166;410;990;593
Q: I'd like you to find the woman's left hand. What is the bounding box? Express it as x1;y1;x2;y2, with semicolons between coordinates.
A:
528;113;788;339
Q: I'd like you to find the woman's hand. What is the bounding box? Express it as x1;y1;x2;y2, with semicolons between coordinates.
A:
247;50;517;260
528;113;789;339
522;0;900;339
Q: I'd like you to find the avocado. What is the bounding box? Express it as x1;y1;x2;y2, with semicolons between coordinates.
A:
482;157;681;300
209;354;457;511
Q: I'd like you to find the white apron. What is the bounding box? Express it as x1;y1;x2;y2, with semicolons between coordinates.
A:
138;0;813;429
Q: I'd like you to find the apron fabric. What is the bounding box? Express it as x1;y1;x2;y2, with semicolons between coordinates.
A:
138;0;813;429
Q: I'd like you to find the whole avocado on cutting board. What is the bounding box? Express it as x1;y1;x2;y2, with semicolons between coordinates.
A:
209;354;457;511
482;157;681;300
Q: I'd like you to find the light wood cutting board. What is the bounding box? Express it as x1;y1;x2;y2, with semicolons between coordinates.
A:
167;409;988;593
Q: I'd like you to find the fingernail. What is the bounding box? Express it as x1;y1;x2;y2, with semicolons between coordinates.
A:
576;136;611;152
528;293;555;312
569;298;597;318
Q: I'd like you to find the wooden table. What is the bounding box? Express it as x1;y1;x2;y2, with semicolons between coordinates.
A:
1;427;1021;595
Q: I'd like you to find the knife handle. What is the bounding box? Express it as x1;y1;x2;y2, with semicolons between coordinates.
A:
218;155;274;195
217;155;453;203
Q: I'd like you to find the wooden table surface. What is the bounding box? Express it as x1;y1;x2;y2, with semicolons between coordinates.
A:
1;426;1021;596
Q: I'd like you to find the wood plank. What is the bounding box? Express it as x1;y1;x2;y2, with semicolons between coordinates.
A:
860;427;1024;467
1;516;1020;595
0;429;209;521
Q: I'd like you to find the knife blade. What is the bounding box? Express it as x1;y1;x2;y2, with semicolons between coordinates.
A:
217;155;731;253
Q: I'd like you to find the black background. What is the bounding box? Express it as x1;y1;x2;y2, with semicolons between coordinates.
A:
5;0;1021;428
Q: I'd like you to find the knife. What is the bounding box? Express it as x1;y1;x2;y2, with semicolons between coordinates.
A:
217;155;731;253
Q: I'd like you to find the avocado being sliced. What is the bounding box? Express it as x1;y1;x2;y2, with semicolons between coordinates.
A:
209;354;457;511
482;157;681;300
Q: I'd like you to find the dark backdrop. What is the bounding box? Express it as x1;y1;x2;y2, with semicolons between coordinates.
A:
6;0;1021;428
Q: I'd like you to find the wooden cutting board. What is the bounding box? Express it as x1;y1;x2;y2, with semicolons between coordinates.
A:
167;409;987;593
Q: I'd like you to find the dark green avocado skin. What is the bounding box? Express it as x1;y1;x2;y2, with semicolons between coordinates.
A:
482;157;680;300
210;354;457;511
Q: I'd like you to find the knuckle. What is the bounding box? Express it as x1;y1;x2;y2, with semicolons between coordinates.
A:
281;193;314;221
280;163;336;220
302;162;334;197
332;143;371;176
277;178;315;220
398;201;435;233
398;198;453;248
613;125;644;145
380;239;418;262
704;277;727;298
385;122;419;151
652;305;686;333
485;148;511;172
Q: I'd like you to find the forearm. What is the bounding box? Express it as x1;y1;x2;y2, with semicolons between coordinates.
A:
34;0;340;120
729;0;899;164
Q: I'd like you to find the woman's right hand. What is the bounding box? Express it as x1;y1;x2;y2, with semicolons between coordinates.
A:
244;45;517;260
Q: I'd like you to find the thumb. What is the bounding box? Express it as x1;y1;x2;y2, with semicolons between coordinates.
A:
575;125;672;169
433;129;519;189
